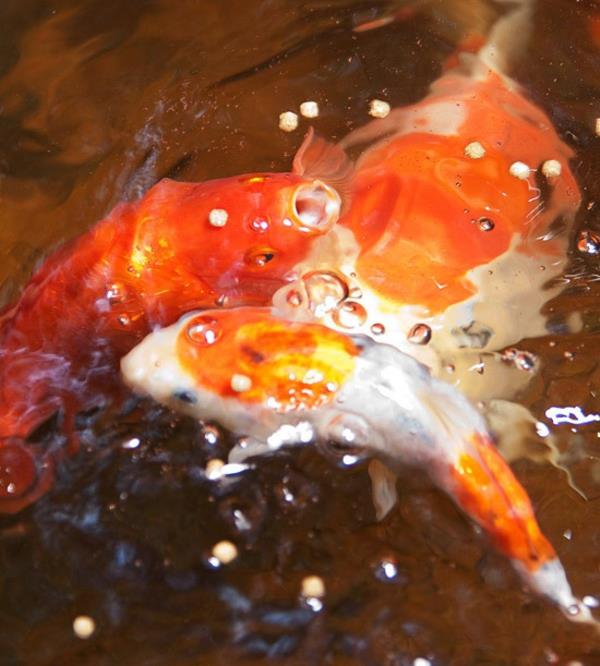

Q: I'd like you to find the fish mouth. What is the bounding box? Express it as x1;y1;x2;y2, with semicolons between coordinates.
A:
290;180;341;234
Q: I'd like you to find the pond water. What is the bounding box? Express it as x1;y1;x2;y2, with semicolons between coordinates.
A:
0;0;599;663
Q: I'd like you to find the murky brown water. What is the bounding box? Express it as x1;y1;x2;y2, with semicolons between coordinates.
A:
1;0;599;663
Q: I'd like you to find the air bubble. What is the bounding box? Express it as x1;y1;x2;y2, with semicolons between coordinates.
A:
250;218;269;233
332;301;367;328
407;323;432;345
477;217;495;231
515;352;536;371
286;290;303;307
302;271;349;317
370;323;385;335
106;282;126;304
576;229;600;255
501;348;537;371
373;556;401;583
186;316;220;346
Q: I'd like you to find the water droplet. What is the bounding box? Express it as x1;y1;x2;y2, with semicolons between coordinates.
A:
370;323;385;335
501;348;536;371
250;218;269;233
215;294;228;307
186;316;220;346
576;229;600;255
117;314;131;327
373;556;402;583
286;289;303;307
515;352;536;371
302;271;349;317
477;217;495;231
349;285;363;299
244;247;277;268
106;282;126;304
202;424;221;447
407;323;432;345
332;301;367;328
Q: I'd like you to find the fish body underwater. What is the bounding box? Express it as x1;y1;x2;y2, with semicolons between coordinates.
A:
123;0;596;626
0;158;343;512
0;0;595;628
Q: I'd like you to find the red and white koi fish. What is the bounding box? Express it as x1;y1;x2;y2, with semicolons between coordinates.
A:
122;308;592;623
0;138;345;513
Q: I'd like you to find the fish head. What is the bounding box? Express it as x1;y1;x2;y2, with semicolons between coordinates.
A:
134;129;351;303
121;307;360;439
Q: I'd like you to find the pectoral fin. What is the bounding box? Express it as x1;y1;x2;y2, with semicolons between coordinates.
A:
368;459;398;521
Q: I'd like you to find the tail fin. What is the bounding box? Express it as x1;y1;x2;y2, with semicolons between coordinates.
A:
477;0;535;74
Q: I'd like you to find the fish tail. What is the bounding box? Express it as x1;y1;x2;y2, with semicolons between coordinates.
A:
444;431;556;570
441;431;597;619
476;0;535;75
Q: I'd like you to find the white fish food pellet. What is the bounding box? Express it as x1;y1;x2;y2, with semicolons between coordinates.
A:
73;615;96;640
208;208;228;228
279;111;299;132
464;141;486;159
300;101;319;118
368;99;391;119
541;159;562;178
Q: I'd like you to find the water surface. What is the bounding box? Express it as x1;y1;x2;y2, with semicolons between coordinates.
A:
0;1;599;663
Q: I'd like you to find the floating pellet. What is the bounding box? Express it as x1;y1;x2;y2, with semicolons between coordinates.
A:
301;575;325;598
211;540;238;564
509;161;531;180
541;159;562;178
300;101;319;118
208;208;228;228
279;111;299;132
73;615;96;640
205;458;225;480
231;373;252;392
464;141;486;159
369;99;390;118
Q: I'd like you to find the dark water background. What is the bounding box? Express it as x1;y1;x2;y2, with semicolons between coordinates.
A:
0;0;599;663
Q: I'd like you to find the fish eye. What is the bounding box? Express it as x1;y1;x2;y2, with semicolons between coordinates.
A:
290;180;341;233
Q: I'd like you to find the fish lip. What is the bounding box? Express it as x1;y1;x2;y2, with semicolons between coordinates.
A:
289;180;341;234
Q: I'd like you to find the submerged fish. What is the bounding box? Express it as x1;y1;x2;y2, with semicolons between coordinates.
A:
122;0;596;625
0;135;346;513
278;0;581;384
122;308;592;623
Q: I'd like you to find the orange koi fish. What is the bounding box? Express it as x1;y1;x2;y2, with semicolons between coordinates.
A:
0;137;345;513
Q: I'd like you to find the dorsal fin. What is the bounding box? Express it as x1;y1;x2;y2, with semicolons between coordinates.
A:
293;128;354;205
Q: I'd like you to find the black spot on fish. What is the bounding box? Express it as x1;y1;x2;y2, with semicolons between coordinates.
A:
172;390;197;404
241;345;265;364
